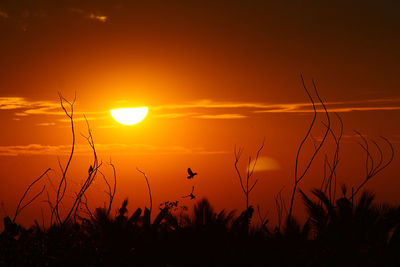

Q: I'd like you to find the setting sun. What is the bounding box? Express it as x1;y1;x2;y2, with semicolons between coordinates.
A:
1;1;400;265
110;107;149;125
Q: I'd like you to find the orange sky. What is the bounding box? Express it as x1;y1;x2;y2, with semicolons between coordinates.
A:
0;1;399;226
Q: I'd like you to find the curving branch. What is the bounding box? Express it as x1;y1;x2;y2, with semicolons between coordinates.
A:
108;160;117;215
274;186;286;230
64;115;101;224
13;168;51;222
234;138;265;210
137;167;152;214
319;113;343;204
98;160;117;216
54;92;76;224
351;133;394;199
288;76;331;219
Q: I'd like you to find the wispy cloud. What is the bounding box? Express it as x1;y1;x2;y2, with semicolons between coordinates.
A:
0;10;8;19
2;96;400;124
88;13;107;22
0;97;104;120
58;115;108;123
0;143;228;156
0;144;72;156
254;105;400;113
152;97;400;116
0;97;60;114
69;8;108;22
153;112;200;119
193;114;247;119
247;156;280;172
36;122;56;126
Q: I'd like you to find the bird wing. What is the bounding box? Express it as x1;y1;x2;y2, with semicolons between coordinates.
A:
188;168;193;175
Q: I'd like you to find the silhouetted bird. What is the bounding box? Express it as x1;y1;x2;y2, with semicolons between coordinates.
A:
183;186;196;200
187;168;197;179
89;165;93;175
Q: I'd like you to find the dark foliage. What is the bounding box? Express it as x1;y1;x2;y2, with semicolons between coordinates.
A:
1;194;400;266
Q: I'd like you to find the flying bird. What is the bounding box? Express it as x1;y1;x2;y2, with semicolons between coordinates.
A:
187;168;197;179
183;186;196;200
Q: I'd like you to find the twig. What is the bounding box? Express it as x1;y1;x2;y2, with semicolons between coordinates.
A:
234;138;265;210
137;167;152;214
55;92;76;224
13;168;51;222
288;76;330;219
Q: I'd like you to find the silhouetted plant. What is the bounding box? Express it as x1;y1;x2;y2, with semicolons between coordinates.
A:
288;76;330;219
13;168;51;223
320;112;343;205
351;131;394;199
54;93;76;224
234;138;265;211
274;186;287;231
136;167;152;214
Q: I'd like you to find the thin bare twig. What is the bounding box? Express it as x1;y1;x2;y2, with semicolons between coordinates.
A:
288;76;331;219
351;133;394;199
13;168;51;222
137;167;152;214
55;92;76;224
63;114;101;224
234;138;265;210
257;204;269;229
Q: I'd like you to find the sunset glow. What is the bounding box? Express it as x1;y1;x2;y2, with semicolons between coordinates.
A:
1;2;400;264
110;107;148;125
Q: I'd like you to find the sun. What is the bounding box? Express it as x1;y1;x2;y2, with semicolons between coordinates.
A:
110;107;149;125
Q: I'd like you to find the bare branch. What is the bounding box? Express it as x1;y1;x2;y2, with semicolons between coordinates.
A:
55;93;76;224
248;138;265;179
288;76;330;219
233;138;265;210
274;186;285;230
249;179;259;193
257;204;269;229
234;145;246;194
15;186;46;222
62;115;101;224
13;168;51;222
351;134;394;199
137;167;152;214
108;159;117;215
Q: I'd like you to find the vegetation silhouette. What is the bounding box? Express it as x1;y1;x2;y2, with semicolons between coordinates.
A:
0;79;399;266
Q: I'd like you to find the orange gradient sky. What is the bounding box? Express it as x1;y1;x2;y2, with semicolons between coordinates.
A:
0;1;399;225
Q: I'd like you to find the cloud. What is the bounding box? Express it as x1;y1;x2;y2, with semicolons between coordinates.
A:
152;97;400;115
0;10;8;19
254;105;400;113
152;100;279;111
58;115;108;123
0;97;60;114
153;112;200;118
193;114;247;119
88;13;107;22
248;156;280;172
153;112;246;119
0;143;228;156
2;95;400;124
0;144;73;156
0;97;105;122
36;122;56;126
69;8;108;22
